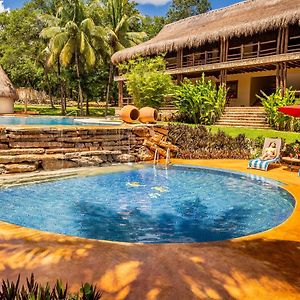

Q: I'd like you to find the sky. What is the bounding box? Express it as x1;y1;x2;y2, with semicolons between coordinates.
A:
1;0;242;16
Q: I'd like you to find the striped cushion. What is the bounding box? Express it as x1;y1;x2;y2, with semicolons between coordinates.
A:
248;158;278;171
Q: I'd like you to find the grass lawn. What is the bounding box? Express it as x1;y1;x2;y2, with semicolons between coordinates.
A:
208;125;300;143
14;104;115;117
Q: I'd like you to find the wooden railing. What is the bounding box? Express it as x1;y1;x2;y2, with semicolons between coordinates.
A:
227;40;277;61
165;35;300;70
288;35;300;53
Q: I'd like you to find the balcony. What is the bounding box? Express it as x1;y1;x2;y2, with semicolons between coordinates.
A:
165;34;300;71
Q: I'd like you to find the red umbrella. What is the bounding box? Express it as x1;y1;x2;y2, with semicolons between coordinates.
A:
278;105;300;117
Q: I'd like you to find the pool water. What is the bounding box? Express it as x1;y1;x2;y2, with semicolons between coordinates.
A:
0;116;119;126
0;165;295;243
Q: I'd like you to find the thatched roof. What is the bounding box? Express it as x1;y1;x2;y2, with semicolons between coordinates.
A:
112;0;300;64
0;66;17;99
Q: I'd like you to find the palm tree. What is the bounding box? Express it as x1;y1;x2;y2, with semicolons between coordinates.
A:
40;0;107;115
91;0;147;115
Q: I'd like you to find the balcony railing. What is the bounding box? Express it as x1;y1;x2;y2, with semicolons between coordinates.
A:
288;34;300;53
165;36;300;70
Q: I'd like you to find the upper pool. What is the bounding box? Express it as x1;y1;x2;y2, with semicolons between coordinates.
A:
0;116;122;126
0;165;295;244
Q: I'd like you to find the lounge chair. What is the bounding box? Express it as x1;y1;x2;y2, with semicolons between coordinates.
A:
248;138;281;171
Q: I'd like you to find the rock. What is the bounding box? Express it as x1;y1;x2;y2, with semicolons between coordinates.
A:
71;157;103;167
9;142;63;148
0;164;6;174
0;154;44;164
65;150;122;159
137;146;153;161
0;144;8;150
0;148;45;155
5;163;39;173
42;158;77;171
45;148;90;154
116;154;136;163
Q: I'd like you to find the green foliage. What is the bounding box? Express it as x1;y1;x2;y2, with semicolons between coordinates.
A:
0;4;46;89
168;124;298;160
120;56;174;108
173;75;226;125
0;274;103;300
208;125;300;144
167;124;252;159
166;0;211;23
140;16;165;39
257;88;300;131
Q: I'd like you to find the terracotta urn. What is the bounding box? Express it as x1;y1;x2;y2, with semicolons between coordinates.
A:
120;105;140;123
139;107;158;124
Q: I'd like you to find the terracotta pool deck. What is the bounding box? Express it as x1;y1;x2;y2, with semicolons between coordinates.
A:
0;159;300;300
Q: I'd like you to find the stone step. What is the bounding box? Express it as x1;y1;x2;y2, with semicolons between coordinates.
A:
215;122;270;128
218;119;267;124
218;106;269;128
224;110;266;114
218;117;267;122
225;107;264;110
222;112;267;116
216;121;270;127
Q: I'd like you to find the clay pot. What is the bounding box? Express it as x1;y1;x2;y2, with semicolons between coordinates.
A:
139;107;158;124
120;105;140;123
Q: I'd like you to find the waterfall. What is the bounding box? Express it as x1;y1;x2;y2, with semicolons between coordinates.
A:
154;149;159;165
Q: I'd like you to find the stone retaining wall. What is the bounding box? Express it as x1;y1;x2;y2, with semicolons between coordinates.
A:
0;126;178;174
0;127;147;174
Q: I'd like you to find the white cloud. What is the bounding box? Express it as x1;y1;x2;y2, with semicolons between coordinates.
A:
135;0;171;6
0;1;9;13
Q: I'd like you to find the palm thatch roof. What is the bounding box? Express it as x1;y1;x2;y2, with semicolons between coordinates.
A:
112;0;300;64
0;66;17;99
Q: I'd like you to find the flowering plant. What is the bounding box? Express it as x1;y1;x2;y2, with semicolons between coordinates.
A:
288;142;300;159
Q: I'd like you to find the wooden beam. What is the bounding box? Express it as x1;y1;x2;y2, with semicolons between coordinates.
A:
241;44;244;60
118;81;124;107
177;48;183;69
277;28;282;55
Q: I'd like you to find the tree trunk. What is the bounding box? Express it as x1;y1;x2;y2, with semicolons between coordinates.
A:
75;52;84;116
46;74;55;109
105;62;114;117
57;60;66;116
86;95;89;116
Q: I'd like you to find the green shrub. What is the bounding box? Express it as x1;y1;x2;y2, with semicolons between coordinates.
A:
119;56;174;109
167;124;292;159
257;88;300;131
173;74;227;125
0;274;103;300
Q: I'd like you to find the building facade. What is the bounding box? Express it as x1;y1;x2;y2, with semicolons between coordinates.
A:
112;0;300;108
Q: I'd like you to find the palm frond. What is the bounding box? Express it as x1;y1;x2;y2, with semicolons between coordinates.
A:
40;26;63;39
60;38;76;66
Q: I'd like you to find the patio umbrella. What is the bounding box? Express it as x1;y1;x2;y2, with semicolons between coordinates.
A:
278;105;300;117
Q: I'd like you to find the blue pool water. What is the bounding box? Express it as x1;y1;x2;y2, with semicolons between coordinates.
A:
0;165;295;243
0;116;118;126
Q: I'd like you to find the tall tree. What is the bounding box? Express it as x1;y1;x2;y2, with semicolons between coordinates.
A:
141;15;165;39
167;0;211;23
91;0;147;115
40;0;107;115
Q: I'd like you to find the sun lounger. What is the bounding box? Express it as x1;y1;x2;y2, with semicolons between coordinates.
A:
248;138;281;171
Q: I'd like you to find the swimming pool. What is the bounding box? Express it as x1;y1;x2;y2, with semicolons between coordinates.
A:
0;165;295;243
0;116;122;126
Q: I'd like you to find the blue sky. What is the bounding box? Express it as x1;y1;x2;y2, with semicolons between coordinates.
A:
2;0;242;16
